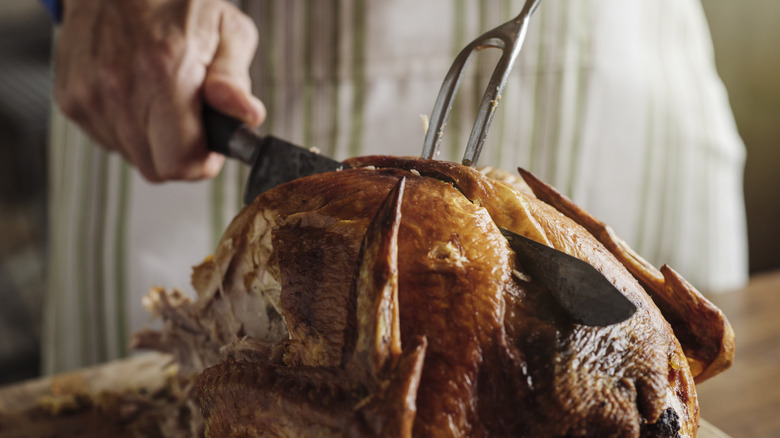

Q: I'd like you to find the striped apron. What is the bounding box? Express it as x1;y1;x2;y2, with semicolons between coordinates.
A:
43;0;748;373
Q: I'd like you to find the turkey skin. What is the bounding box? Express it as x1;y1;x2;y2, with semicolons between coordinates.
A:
136;157;733;437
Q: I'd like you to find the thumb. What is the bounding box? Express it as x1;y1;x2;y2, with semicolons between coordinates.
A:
203;7;265;127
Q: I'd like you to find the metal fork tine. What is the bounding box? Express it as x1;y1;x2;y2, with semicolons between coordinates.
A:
461;39;518;166
420;47;477;160
422;0;541;166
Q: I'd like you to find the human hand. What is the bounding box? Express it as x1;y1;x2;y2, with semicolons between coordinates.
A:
54;0;265;182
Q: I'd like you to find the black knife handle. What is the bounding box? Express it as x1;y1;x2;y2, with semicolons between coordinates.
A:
202;105;258;164
202;105;241;156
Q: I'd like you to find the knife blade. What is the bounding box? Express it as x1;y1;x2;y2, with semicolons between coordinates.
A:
500;228;636;326
203;105;344;204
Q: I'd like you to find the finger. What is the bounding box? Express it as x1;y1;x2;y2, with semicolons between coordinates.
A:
130;20;216;181
204;78;266;128
56;70;125;156
92;47;163;181
69;70;155;180
203;6;265;127
113;102;163;182
146;5;259;181
146;85;226;181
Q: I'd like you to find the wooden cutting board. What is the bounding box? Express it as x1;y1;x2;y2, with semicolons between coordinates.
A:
0;352;180;438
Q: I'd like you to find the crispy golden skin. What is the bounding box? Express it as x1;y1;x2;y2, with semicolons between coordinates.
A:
137;158;733;437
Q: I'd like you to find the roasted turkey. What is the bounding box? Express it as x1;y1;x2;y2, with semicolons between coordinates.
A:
135;156;734;437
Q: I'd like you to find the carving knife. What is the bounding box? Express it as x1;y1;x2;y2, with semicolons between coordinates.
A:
203;105;344;205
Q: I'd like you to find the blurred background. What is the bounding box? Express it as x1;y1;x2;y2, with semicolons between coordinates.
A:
0;1;778;385
701;1;780;276
0;1;51;384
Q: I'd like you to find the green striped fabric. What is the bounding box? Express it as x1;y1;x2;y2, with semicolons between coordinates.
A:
43;0;748;374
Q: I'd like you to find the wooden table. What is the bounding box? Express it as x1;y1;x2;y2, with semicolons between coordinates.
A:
697;271;780;438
